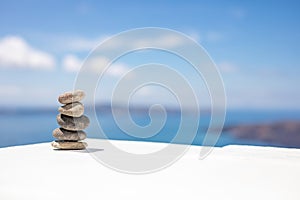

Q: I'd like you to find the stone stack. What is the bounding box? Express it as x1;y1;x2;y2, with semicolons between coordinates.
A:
51;90;89;150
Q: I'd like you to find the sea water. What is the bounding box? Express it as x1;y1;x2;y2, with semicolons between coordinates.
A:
0;109;300;148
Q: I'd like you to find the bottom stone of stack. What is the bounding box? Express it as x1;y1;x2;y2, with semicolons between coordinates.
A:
51;141;87;150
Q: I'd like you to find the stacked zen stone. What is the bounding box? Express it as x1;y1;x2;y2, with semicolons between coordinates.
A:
51;90;90;150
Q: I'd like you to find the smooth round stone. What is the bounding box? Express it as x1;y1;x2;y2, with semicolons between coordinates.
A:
58;90;85;104
58;102;84;117
51;141;87;150
57;114;90;131
52;128;86;141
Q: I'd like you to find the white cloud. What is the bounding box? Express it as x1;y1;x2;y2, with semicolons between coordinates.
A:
60;32;189;52
107;63;130;77
103;34;187;50
84;56;110;72
45;30;223;53
0;36;55;70
27;30;223;54
62;54;82;72
62;54;109;73
62;54;131;78
62;54;110;73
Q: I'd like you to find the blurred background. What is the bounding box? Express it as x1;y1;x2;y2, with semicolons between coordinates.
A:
0;0;300;148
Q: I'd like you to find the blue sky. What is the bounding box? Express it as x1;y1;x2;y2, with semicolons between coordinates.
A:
0;0;300;109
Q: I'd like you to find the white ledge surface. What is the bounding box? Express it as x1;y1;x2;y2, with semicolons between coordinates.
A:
1;139;300;200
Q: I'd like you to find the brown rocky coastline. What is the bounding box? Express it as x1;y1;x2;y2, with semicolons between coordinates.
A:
223;121;300;148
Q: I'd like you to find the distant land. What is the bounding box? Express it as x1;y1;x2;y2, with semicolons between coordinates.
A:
224;121;300;148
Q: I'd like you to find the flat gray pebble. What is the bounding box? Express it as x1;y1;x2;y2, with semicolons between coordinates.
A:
56;114;90;131
58;102;84;117
52;128;86;141
58;90;85;104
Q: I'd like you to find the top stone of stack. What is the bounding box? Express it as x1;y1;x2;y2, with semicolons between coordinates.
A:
58;90;85;104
